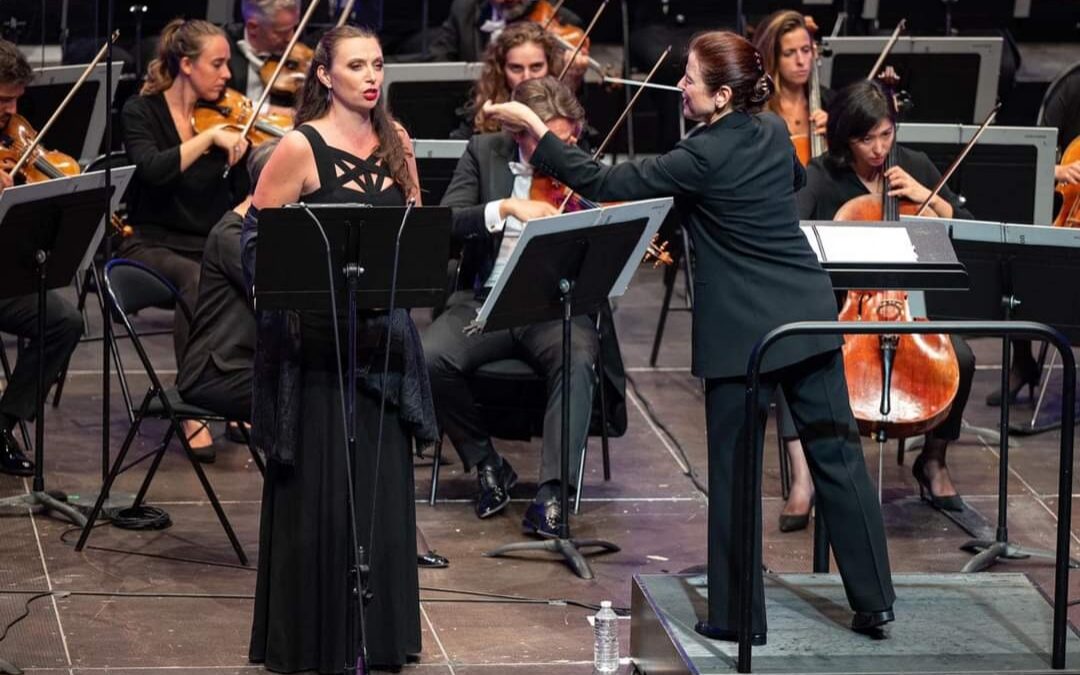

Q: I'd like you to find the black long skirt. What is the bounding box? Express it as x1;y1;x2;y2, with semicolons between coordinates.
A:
249;366;421;674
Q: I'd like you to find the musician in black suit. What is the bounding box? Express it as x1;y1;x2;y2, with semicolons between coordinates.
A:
423;0;580;63
485;32;895;643
424;76;599;537
224;0;300;108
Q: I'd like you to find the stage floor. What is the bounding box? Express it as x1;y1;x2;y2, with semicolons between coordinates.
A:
1;265;1079;674
632;573;1080;674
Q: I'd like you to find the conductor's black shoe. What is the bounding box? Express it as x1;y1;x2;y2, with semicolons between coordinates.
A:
475;457;516;519
522;497;561;538
693;621;767;646
0;427;33;477
417;550;449;568
851;608;894;637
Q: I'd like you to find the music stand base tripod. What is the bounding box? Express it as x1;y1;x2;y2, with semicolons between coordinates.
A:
484;279;619;581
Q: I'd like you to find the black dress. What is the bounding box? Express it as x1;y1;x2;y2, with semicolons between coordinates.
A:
249;124;422;674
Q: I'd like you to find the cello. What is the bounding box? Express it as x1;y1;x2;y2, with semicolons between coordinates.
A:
1052;135;1080;228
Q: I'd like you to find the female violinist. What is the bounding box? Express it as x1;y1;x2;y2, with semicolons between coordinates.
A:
122;19;250;452
792;79;976;513
486;31;896;642
752;10;829;162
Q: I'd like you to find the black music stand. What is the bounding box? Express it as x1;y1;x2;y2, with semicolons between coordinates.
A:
0;172;129;526
481;198;671;580
256;203;450;674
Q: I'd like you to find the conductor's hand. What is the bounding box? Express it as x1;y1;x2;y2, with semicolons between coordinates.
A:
210;126;250;167
884;165;931;204
482;100;546;139
499;197;559;222
1056;160;1080;185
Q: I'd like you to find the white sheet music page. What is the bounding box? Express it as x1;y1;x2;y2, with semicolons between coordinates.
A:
815;225;918;263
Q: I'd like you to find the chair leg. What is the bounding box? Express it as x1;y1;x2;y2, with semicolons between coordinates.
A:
52;354;72;409
778;428;791;501
896;437;906;466
74;388;154;552
238;425;265;477
133;422;176;508
429;437;442;507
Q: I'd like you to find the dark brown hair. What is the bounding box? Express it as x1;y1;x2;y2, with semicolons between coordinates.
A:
751;10;811;116
294;26;415;197
688;31;774;113
824;79;896;170
511;76;584;128
0;40;33;88
141;19;225;95
471;22;561;134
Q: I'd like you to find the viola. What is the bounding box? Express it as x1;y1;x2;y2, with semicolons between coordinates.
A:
191;88;292;146
1053;135;1080;228
0;113;80;182
258;42;313;99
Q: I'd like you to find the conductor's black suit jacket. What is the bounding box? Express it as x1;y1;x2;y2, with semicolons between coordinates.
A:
530;110;842;379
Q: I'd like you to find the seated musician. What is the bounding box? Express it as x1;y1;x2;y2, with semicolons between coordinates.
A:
425;76;597;536
424;0;582;63
0;40;83;476
225;0;301;109
121;19;250;453
452;21;585;140
176;141;277;462
790;79;977;516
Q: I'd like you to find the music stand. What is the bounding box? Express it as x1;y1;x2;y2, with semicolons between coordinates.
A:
255;203;450;673
0;169;132;526
481;198;672;580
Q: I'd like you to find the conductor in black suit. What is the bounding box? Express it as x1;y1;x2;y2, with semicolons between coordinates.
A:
485;32;896;643
424;76;597;538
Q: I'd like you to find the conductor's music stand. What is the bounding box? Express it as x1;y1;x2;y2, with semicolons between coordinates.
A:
256;202;451;674
0;169;132;525
480;198;672;580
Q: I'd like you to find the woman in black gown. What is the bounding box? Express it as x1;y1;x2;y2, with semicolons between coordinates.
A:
242;25;438;674
485;31;895;643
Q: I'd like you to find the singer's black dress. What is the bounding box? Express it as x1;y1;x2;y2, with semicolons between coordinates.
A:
249;125;427;674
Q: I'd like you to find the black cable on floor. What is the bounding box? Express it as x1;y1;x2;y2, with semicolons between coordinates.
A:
625;371;709;497
0;591;50;646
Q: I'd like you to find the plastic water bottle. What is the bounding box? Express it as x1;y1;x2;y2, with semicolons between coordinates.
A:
593;600;620;673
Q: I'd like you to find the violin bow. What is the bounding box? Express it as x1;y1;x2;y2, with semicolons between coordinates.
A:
556;45;671;212
866;19;906;81
335;0;357;28
556;0;608;82
914;102;1001;217
10;31;119;177
226;0;322;177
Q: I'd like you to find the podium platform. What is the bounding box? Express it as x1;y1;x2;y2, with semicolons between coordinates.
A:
631;573;1080;674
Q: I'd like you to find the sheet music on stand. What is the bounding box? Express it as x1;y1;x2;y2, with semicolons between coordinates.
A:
799;219;968;291
471;198;673;333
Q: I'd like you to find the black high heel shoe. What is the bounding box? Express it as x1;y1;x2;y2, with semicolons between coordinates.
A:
985;362;1040;407
778;496;814;533
912;454;964;512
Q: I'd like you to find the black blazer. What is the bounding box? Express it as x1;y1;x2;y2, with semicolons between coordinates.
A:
530;110;842;379
177;212;255;395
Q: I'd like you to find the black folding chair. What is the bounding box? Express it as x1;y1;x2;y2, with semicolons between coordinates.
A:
75;259;263;565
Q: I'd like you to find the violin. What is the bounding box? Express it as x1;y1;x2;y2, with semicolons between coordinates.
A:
258;41;313;99
1053;136;1080;228
834;60;960;442
191;88;292;146
0;113;80;182
529;0;620;85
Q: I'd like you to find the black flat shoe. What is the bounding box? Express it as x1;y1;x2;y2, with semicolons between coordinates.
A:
778;497;813;533
417;550;449;568
0;427;33;477
912;454;964;512
475;457;517;519
851;608;894;637
522;497;561;538
694;621;767;646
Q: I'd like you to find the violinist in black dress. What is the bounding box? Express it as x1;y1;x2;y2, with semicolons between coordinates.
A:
485;31;896;642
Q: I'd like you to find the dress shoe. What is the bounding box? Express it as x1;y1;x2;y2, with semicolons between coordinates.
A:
985;362;1040;406
851;608;894;637
0;426;33;477
693;621;767;646
475;457;516;519
778;497;814;532
187;443;217;464
912;454;964;512
225;422;249;444
522;497;561;538
417;550;449;568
